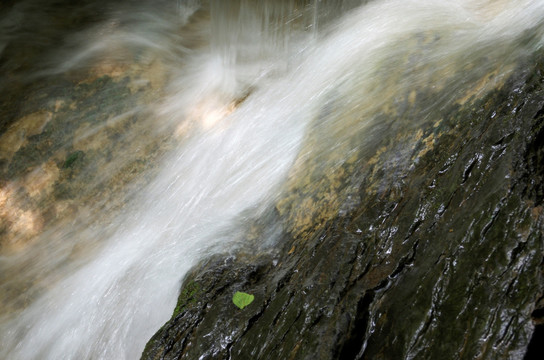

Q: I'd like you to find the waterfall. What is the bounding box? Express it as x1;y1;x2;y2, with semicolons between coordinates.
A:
1;0;543;359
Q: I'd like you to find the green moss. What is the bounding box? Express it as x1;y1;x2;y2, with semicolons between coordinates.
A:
63;150;85;168
172;281;201;318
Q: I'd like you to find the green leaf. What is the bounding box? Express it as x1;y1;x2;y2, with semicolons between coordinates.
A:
232;291;254;309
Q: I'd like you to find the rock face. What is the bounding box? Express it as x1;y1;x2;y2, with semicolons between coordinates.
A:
0;0;174;316
141;52;544;359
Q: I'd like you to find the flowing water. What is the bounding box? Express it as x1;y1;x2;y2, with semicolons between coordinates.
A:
1;0;543;359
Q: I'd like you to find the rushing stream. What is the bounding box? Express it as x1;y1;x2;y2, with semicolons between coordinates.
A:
1;0;544;359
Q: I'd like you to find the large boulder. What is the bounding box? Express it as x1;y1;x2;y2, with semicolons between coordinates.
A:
142;50;544;359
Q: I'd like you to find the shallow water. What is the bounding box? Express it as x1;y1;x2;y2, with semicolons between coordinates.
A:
1;0;543;359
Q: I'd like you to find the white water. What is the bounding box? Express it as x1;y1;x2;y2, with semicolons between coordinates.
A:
1;0;544;359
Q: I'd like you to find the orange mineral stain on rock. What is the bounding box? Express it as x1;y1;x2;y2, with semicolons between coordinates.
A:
0;111;52;160
0;184;44;253
23;161;60;198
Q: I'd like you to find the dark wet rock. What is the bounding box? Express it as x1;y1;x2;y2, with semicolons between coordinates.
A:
142;52;544;359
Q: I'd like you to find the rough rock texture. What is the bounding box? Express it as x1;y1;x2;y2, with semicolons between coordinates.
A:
142;52;544;359
0;1;176;315
0;0;173;254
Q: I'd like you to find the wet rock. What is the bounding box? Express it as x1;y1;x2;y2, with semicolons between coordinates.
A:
0;72;168;253
142;53;544;359
0;16;175;314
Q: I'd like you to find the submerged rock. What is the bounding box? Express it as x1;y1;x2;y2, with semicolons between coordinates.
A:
0;6;176;315
141;52;544;359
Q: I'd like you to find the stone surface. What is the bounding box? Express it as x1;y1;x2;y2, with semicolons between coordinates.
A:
1;2;543;359
0;2;177;315
141;51;544;359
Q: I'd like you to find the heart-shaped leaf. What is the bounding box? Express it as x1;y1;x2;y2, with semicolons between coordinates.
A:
232;291;254;309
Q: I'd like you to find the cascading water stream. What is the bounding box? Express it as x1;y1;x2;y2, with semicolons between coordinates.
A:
1;0;543;359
